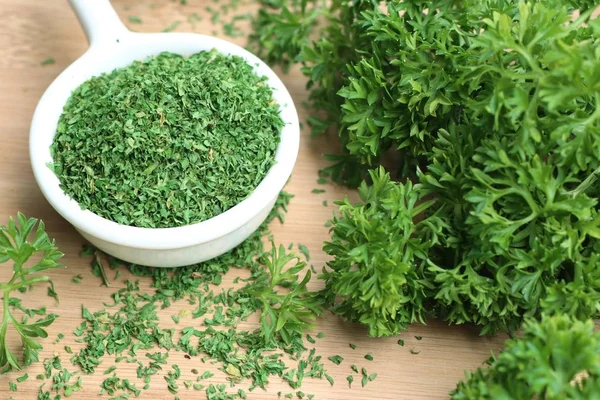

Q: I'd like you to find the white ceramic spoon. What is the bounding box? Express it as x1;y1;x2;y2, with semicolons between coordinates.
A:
29;0;299;267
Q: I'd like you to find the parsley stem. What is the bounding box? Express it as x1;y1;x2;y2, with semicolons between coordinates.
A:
513;45;543;74
1;291;9;340
1;276;51;292
5;263;23;286
584;93;600;126
564;165;600;199
94;250;111;287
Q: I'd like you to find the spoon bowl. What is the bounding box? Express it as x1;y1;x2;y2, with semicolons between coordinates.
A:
29;0;299;267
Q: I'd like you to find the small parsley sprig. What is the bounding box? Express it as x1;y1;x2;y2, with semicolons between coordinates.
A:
245;243;324;345
451;315;600;399
321;167;443;336
0;213;64;372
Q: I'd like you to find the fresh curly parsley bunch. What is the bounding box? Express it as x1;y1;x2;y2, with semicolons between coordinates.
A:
451;315;600;399
251;0;600;336
421;1;600;334
324;1;600;336
251;0;595;185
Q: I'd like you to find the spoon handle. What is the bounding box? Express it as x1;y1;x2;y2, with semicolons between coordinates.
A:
68;0;129;48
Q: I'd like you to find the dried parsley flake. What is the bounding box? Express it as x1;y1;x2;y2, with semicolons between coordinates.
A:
128;15;142;24
298;244;310;261
327;355;343;365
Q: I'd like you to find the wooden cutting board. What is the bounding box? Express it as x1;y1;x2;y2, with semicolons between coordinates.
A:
0;1;508;399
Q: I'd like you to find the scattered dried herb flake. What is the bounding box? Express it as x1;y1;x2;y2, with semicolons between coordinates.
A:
128;15;142;24
327;355;343;365
297;244;310;261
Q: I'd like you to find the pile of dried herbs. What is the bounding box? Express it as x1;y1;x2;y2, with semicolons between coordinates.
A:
51;50;283;228
250;0;600;337
67;192;333;399
3;194;346;399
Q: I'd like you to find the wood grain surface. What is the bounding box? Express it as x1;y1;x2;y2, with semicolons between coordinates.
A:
0;1;510;399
